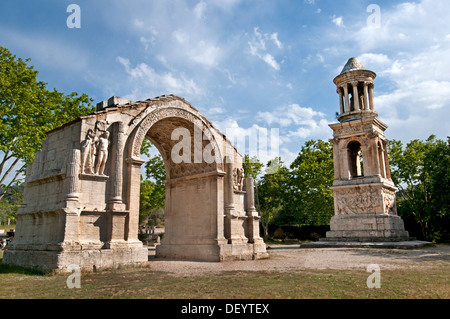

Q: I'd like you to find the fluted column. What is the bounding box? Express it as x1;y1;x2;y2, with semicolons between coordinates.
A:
66;149;81;203
109;122;126;211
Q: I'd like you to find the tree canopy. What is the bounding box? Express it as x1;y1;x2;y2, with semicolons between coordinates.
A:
0;46;94;200
281;139;334;226
388;135;450;242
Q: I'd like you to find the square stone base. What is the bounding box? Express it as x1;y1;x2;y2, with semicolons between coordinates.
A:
325;214;410;242
155;241;269;262
3;245;148;273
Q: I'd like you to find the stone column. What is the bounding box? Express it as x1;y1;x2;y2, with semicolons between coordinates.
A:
352;82;360;111
383;141;392;179
65;149;81;204
343;84;350;113
224;160;235;242
337;88;344;114
363;82;370;111
377;141;386;178
369;83;375;111
125;158;145;246
109;122;126;211
245;177;262;244
226;159;235;211
245;177;256;214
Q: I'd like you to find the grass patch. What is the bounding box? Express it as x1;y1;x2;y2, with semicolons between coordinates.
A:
0;251;46;276
0;266;448;299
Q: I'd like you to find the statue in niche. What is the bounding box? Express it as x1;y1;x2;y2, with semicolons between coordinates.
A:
94;131;110;176
233;167;245;192
80;129;96;174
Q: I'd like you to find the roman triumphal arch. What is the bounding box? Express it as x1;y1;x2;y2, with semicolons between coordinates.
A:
4;95;268;272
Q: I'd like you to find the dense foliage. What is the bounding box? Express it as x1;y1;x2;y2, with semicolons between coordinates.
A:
0;46;94;201
388;135;450;242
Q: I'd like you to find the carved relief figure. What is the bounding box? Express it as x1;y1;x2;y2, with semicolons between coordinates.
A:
80;129;96;174
94;131;110;176
383;189;397;215
233;168;245;192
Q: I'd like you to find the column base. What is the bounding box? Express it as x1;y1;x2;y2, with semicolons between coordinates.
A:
3;243;148;273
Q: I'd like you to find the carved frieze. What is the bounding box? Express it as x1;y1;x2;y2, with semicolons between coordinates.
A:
334;186;397;216
334;187;381;215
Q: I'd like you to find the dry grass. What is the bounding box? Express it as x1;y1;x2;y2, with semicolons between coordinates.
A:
2;245;449;299
0;264;448;299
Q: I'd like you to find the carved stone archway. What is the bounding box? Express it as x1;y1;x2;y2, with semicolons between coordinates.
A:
4;95;268;272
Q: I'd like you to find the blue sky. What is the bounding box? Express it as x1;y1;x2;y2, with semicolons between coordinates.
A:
1;0;449;166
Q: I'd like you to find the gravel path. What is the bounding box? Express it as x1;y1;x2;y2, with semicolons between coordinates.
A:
146;244;450;276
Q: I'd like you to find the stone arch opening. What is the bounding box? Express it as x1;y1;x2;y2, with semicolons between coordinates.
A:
347;140;364;178
125;112;225;261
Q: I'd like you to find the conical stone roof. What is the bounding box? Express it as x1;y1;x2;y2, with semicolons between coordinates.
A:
340;57;366;74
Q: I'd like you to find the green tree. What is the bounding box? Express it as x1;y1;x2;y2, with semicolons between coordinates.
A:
0;46;94;199
242;154;264;180
257;157;289;241
139;140;166;225
282;140;334;226
388;135;450;242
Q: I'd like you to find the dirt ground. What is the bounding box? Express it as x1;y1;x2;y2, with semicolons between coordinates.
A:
146;244;450;276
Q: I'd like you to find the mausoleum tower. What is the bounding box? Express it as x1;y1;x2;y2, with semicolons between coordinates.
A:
325;57;410;242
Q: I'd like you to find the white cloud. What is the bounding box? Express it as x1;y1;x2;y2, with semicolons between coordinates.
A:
248;27;283;71
116;56;202;99
256;104;331;143
172;29;190;44
332;15;344;28
189;41;222;68
262;54;280;71
193;1;207;19
316;53;325;63
257;104;326;127
270;33;283;49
